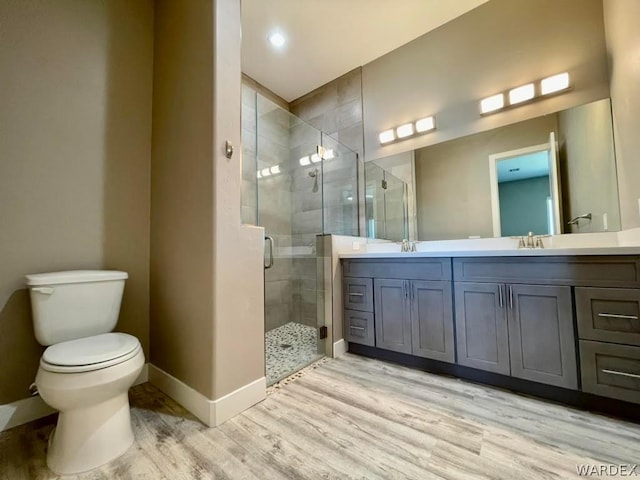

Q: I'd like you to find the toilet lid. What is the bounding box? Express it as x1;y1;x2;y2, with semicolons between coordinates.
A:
42;333;140;369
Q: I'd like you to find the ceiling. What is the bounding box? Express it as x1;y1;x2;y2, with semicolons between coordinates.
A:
241;0;489;102
497;151;550;183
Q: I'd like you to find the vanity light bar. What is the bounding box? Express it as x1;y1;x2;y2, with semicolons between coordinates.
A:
508;83;535;105
379;129;395;144
480;72;570;115
541;72;570;95
299;147;335;166
378;116;436;145
415;116;435;133
480;94;505;114
257;164;282;178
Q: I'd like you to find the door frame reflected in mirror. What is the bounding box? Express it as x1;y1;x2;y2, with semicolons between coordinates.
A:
488;132;562;237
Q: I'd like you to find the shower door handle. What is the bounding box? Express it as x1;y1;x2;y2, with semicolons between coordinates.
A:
264;236;274;269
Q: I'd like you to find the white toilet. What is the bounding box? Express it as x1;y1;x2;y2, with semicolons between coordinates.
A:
26;270;144;475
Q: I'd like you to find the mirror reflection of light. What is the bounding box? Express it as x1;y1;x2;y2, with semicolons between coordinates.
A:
299;156;310;166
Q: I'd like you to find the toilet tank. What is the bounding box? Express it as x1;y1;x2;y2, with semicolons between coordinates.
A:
25;270;128;346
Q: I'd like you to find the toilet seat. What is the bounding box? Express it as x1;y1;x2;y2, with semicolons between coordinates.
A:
41;333;141;373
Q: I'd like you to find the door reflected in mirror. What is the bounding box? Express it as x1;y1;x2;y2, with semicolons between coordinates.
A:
489;133;561;237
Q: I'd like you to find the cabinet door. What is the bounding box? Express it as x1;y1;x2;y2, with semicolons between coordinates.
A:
454;282;510;375
507;284;577;389
374;279;411;354
410;281;455;363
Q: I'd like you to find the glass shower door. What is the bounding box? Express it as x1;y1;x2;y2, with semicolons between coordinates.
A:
254;94;326;385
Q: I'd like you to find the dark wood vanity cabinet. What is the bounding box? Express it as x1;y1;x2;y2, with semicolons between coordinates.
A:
343;255;640;406
575;286;640;403
372;278;454;361
343;258;455;363
455;281;577;389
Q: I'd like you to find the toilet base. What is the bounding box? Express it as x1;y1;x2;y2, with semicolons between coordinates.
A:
47;392;134;475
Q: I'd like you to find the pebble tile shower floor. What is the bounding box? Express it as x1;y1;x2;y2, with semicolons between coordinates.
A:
265;322;323;385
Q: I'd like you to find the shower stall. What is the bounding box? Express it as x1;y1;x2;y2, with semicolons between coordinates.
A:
241;86;359;385
365;162;409;241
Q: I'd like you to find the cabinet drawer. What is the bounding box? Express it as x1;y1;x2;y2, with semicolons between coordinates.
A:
344;310;375;347
453;256;640;287
343;277;373;312
580;340;640;404
343;259;452;281
576;287;640;346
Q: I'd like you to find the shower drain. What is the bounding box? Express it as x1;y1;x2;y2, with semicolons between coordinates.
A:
280;343;292;349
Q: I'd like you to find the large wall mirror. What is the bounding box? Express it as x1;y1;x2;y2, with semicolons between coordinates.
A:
365;98;620;241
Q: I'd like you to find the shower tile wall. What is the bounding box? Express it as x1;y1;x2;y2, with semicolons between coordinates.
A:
290;67;365;236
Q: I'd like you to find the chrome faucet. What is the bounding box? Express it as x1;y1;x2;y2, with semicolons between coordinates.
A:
400;239;410;252
568;213;592;225
526;231;535;248
515;233;548;249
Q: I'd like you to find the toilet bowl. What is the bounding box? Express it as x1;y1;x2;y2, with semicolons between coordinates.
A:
26;270;144;475
35;333;144;474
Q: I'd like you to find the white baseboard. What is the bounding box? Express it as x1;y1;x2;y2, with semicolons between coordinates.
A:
148;364;266;427
0;395;56;433
148;364;214;425
211;376;266;426
0;362;151;433
333;339;348;357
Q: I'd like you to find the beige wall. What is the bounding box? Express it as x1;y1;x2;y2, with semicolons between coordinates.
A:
603;0;640;229
415;115;557;240
212;0;265;399
151;0;265;401
0;0;153;405
150;0;215;397
363;0;609;161
558;99;620;233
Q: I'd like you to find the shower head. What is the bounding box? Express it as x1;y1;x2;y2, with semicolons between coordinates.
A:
309;168;319;192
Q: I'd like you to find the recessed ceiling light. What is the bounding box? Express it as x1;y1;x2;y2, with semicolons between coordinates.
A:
268;32;286;48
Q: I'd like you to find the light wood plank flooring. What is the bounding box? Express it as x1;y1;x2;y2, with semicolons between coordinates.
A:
1;353;639;479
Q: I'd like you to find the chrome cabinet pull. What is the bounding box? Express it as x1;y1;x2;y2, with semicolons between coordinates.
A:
601;369;640;380
348;292;364;297
264;236;274;269
404;281;408;299
509;285;513;309
350;326;365;331
597;313;639;320
498;285;503;308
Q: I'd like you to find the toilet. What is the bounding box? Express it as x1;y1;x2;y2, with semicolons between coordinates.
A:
26;270;144;475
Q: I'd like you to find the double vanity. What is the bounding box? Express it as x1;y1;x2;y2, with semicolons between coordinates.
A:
340;246;640;416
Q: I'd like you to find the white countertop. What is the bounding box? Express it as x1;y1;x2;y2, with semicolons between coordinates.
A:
340;246;640;259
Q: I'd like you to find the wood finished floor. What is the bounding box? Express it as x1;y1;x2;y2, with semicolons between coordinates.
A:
1;353;639;479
